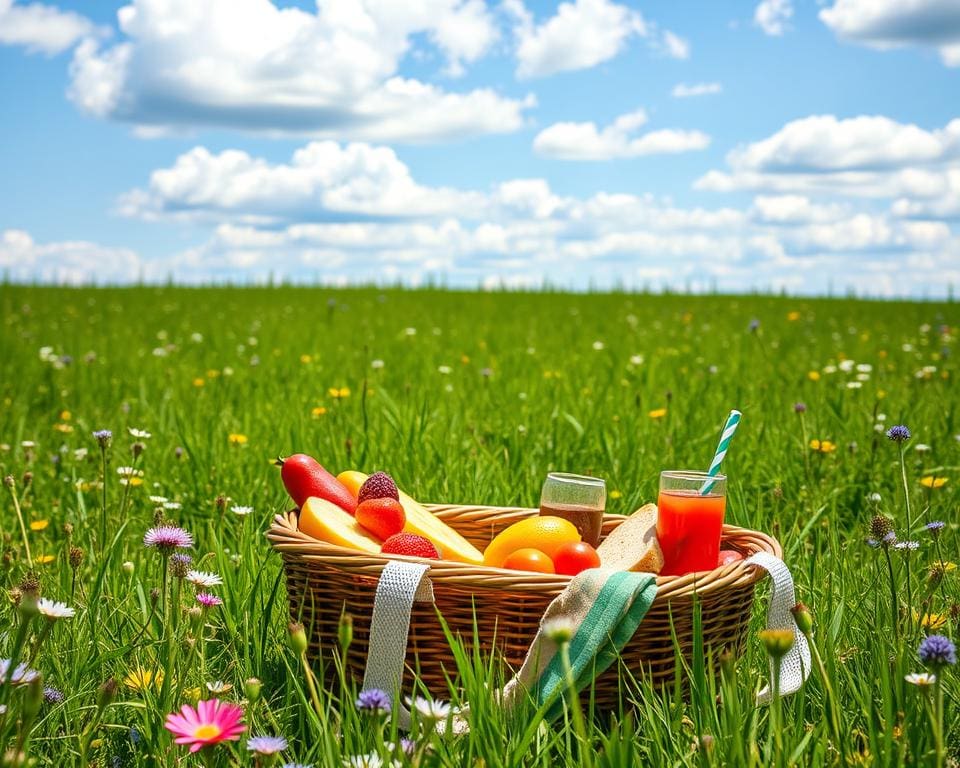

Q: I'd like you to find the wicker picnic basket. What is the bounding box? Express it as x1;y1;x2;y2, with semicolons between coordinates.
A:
267;504;781;709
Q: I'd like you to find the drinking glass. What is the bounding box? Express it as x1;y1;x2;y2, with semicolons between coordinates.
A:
539;472;606;547
656;470;726;576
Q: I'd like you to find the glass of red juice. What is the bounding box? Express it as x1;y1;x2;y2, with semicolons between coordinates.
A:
656;471;726;576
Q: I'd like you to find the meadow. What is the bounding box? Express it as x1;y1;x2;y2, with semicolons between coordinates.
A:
0;285;957;767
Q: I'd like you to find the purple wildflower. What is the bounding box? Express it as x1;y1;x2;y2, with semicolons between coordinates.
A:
43;686;65;704
169;553;193;579
748;318;760;332
0;659;40;686
793;402;807;414
93;430;113;448
926;521;946;537
886;425;911;442
919;635;957;667
196;592;223;608
143;526;193;553
356;688;391;713
247;735;288;755
881;531;897;547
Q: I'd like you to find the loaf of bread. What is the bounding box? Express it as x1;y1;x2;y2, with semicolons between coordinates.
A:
596;503;663;574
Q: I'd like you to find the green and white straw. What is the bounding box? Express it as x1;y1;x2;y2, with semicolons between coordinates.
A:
699;409;742;495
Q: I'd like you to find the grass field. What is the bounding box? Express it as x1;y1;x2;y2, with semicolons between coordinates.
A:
0;285;957;767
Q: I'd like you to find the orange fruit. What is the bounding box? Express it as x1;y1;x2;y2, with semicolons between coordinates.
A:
502;548;555;574
483;516;580;568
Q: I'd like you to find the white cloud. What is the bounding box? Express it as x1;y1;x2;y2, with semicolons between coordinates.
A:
672;82;722;98
0;229;142;283
754;0;793;36
751;195;848;224
65;0;531;142
820;0;960;67
696;115;960;205
119;141;485;222
660;30;690;59
533;109;710;160
511;0;646;78
0;0;101;55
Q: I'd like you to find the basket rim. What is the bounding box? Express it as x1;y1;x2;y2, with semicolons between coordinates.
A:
267;503;782;597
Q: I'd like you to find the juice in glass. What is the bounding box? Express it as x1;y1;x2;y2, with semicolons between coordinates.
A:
656;471;726;576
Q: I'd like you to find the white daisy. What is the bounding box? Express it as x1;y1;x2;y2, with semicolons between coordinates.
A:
163;501;182;511
437;366;452;375
231;505;253;516
128;428;152;439
371;359;384;369
905;672;936;687
592;341;605;350
73;448;88;461
149;495;169;504
405;696;451;724
206;680;233;694
37;598;75;620
187;570;223;587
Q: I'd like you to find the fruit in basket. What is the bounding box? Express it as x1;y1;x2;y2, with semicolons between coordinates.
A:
298;497;381;553
355;497;406;539
337;471;484;565
718;549;744;566
381;533;440;559
357;471;400;504
483;516;580;568
552;541;601;576
502;548;555;574
279;454;357;513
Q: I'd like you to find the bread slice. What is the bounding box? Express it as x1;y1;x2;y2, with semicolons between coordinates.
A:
596;503;663;574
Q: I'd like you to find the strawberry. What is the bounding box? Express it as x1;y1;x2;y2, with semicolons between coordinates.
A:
381;533;440;560
355;498;406;540
357;471;400;504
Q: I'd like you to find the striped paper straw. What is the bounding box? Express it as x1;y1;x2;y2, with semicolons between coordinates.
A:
700;410;742;495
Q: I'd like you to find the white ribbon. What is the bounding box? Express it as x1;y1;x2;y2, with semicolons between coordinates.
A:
745;551;811;703
360;560;434;729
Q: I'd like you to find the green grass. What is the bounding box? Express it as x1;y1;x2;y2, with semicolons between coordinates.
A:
0;285;957;766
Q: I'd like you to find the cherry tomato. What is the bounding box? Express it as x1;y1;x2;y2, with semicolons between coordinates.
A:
502;548;555;574
552;541;601;576
717;549;744;567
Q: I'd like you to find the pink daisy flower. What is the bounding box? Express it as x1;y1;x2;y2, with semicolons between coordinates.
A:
143;525;194;553
196;592;223;608
164;699;245;753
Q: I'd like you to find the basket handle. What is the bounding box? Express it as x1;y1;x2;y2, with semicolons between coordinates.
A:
745;551;811;702
360;560;435;729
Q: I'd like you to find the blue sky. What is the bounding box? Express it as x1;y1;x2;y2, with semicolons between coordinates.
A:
1;0;958;295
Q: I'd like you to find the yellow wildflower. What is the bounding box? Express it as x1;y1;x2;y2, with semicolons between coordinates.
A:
192;378;205;387
787;311;801;321
124;668;164;692
35;555;55;565
300;354;313;364
53;423;74;433
941;562;957;572
810;439;837;454
915;612;948;631
807;371;821;381
648;408;668;420
311;406;328;418
328;387;350;399
920;476;948;489
610;490;622;500
228;433;248;446
29;520;49;531
59;410;72;421
460;355;470;364
206;369;220;379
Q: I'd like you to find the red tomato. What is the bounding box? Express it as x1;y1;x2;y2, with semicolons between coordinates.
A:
717;549;744;567
552;541;601;576
502;548;556;574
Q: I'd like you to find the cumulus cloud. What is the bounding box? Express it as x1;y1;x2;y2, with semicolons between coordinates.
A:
533;109;710;160
754;0;793;36
85;138;958;295
0;0;101;55
659;30;690;59
0;229;142;283
509;0;647;78
820;0;960;67
696;115;960;207
65;0;531;142
671;82;722;98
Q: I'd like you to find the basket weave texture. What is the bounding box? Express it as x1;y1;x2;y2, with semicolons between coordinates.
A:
267;504;781;708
